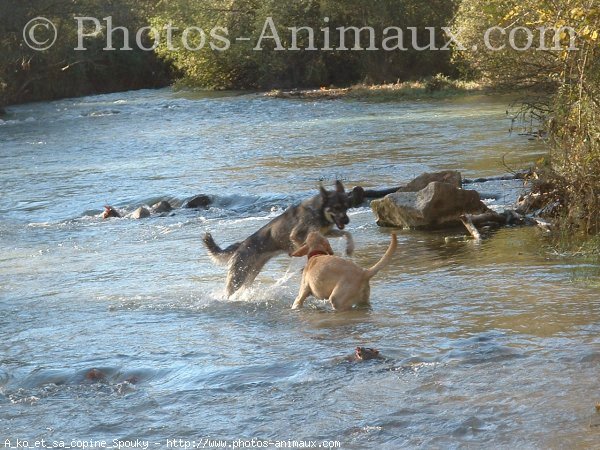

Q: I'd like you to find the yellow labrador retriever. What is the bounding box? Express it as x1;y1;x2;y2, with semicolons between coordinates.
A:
291;232;397;311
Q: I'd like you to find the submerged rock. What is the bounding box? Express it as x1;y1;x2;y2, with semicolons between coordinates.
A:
354;347;383;361
344;347;385;363
131;207;150;219
85;368;106;381
185;194;212;209
348;186;365;207
87;110;121;117
371;181;488;228
151;200;173;213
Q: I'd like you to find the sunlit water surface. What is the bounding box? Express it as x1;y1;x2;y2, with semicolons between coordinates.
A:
1;89;598;449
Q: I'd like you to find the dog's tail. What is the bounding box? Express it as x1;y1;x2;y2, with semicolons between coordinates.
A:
203;232;241;265
364;234;397;279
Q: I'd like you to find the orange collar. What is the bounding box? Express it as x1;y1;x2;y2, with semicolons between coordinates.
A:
308;250;330;259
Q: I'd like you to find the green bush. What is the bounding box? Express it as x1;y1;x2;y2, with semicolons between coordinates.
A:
151;0;459;90
0;0;171;107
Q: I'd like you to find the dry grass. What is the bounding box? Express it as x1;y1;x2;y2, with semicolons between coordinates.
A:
265;76;489;101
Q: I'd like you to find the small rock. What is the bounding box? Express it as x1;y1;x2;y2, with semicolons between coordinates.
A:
125;375;140;384
88;110;120;117
86;368;106;381
345;347;387;363
185;194;212;209
354;347;382;361
152;200;172;213
131;207;150;219
102;205;121;219
371;181;487;229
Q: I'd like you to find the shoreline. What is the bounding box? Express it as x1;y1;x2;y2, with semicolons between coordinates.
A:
2;78;495;109
264;78;493;101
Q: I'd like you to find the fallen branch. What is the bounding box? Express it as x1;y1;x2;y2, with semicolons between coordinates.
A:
456;209;540;239
460;214;481;240
361;186;402;199
359;171;531;200
463;171;532;184
466;210;509;226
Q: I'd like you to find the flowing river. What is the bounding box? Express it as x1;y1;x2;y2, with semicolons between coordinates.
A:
0;88;598;449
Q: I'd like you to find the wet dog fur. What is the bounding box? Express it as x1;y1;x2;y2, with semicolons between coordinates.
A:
291;231;397;311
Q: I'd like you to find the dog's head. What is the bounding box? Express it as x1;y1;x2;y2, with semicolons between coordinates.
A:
291;231;334;258
320;181;351;230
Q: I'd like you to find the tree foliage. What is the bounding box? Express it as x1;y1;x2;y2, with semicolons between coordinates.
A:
151;0;459;89
2;1;460;105
0;0;171;107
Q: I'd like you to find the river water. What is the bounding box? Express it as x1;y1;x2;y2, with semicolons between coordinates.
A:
0;89;598;449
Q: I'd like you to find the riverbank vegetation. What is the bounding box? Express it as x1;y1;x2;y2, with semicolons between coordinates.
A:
453;0;599;237
150;0;459;89
0;1;171;108
265;76;486;100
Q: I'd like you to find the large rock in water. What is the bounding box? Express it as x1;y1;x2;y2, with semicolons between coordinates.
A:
371;181;488;228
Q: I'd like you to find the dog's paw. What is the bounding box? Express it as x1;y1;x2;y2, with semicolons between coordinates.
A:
346;242;355;255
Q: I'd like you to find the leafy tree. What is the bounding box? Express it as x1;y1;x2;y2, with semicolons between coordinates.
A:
150;0;459;89
0;0;170;107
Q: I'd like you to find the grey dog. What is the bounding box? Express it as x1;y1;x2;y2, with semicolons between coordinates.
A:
203;181;362;297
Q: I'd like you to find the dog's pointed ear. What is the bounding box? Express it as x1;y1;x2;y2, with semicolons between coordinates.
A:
291;244;309;257
319;184;328;199
335;180;345;193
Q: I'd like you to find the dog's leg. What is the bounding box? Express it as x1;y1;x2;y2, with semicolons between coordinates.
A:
292;283;311;309
329;285;356;312
355;284;371;307
225;251;276;297
225;268;244;298
325;230;354;255
225;251;252;297
226;258;256;297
